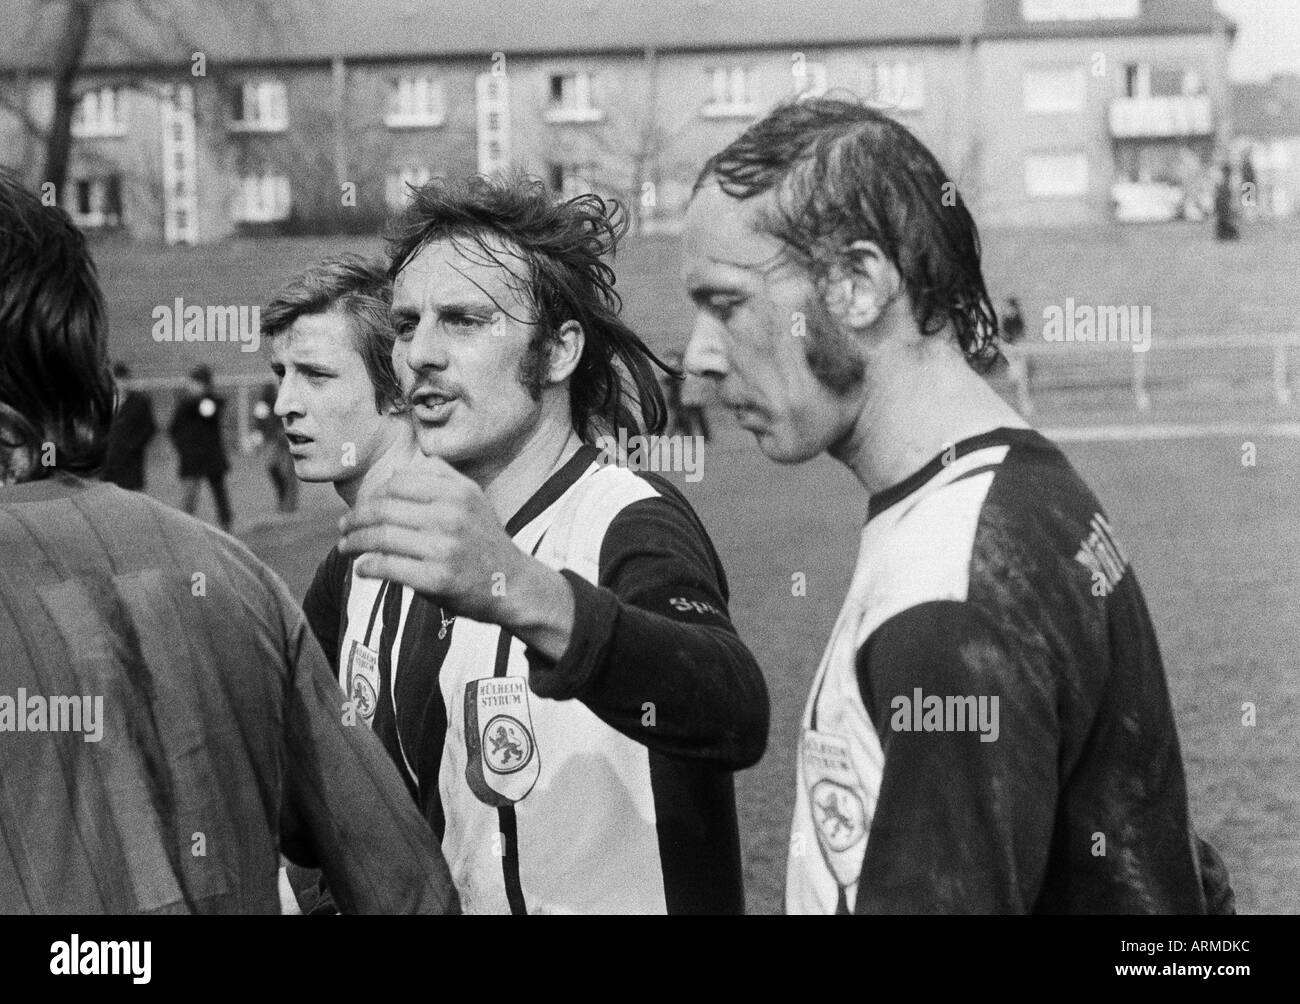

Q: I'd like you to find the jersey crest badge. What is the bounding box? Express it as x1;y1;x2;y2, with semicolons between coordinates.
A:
345;640;380;727
801;728;871;888
465;676;541;806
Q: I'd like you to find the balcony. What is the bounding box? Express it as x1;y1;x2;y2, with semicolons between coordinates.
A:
1109;94;1213;139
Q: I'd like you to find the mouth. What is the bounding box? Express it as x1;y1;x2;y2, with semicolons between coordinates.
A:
409;387;459;425
724;400;762;424
284;430;313;453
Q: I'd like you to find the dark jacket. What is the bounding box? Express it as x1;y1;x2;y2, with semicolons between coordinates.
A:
102;390;156;491
169;391;229;478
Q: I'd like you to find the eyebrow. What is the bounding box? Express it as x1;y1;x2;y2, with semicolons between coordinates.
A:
686;277;747;300
391;299;499;319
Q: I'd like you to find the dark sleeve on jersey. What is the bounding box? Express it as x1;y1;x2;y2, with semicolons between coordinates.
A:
524;488;769;770
302;545;346;677
278;607;459;915
852;600;1058;914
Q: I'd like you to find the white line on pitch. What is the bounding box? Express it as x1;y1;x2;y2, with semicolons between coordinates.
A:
1040;422;1300;442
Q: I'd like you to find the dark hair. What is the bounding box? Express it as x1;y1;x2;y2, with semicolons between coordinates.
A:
694;97;1002;371
260;254;403;413
386;172;670;439
0;167;114;480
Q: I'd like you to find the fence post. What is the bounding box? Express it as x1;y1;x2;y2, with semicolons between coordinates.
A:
235;382;252;455
1133;351;1151;412
1009;352;1034;416
1274;343;1292;407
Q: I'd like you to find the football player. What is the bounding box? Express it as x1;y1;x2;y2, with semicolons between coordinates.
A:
262;255;429;791
679;98;1234;914
0;169;456;915
337;173;770;914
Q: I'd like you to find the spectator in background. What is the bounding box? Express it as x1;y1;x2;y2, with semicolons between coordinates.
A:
169;363;233;531
253;384;298;514
1001;297;1025;343
1214;163;1240;241
101;362;156;491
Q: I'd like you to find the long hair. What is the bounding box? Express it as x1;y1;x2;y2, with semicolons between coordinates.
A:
695;97;1004;371
260;254;403;413
386;172;671;439
0;168;114;480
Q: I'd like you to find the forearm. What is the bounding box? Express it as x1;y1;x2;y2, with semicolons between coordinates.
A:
525;571;768;768
495;557;575;663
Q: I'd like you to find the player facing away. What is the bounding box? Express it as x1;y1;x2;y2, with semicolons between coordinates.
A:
337;174;770;914
0;169;457;914
680;99;1234;914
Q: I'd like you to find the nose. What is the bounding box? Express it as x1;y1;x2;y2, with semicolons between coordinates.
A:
403;315;449;376
683;312;728;381
272;376;301;419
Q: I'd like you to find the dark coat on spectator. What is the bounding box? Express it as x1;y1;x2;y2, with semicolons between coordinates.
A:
168;391;229;478
102;390;157;490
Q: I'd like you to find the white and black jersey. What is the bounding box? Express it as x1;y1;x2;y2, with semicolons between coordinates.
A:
305;444;769;913
787;427;1233;915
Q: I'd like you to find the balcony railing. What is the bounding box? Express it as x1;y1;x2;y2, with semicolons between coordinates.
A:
1109;94;1213;139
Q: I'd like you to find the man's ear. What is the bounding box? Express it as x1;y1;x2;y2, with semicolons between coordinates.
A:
546;320;585;384
825;240;900;332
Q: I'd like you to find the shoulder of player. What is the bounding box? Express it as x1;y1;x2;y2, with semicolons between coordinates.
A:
95;484;303;629
565;463;713;547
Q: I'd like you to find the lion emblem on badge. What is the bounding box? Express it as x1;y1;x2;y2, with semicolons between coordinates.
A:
483;715;534;774
811;780;867;852
349;673;377;719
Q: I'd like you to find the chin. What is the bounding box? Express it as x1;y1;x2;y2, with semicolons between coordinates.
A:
754;428;824;466
292;460;336;484
413;425;472;464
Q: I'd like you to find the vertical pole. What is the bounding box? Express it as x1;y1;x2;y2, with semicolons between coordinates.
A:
332;57;348;188
236;382;251;455
1274;342;1291;407
1009;352;1034;417
1133;351;1151;412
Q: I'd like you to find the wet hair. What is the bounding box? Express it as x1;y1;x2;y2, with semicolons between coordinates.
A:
260;254;403;412
694;97;1003;371
386;171;671;439
0;167;114;480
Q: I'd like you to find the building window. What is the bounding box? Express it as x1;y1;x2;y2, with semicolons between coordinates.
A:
1124;63;1203;99
545;71;602;123
1023;67;1085;114
235;172;290;222
386;75;444;127
864;60;925;112
229;80;288;132
792;60;828;99
1025;153;1089;198
703;66;756;118
547;162;597;200
71;86;126;138
386;166;432;207
69;176;122;227
1022;0;1138;20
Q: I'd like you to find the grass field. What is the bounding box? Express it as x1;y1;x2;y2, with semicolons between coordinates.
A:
105;220;1300;914
94;217;1300;379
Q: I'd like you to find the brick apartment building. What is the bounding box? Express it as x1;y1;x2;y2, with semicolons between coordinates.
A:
0;0;1238;242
